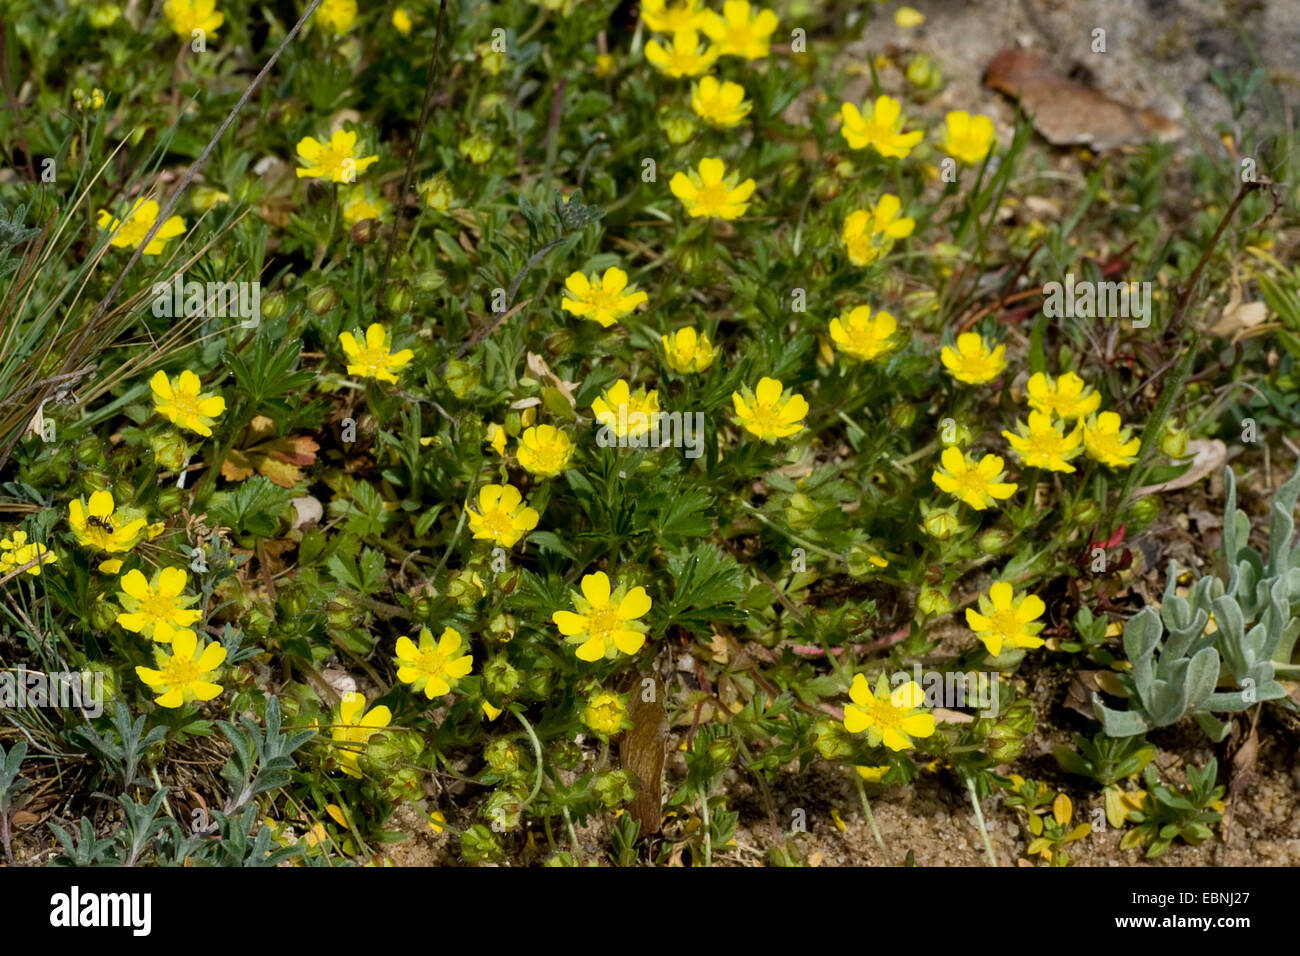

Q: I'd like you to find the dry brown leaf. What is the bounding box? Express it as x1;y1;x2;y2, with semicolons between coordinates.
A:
984;48;1182;151
1132;439;1227;499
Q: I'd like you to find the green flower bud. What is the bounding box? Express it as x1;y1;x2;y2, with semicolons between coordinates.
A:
543;851;579;867
483;655;520;699
384;281;413;316
978;529;1011;555
1160;421;1190;459
917;586;953;617
482;789;523;831
846;544;889;579
922;505;962;540
593;769;636;808
150;430;189;472
707;737;736;769
522;660;556;699
261;289;290;321
658;109;696;145
905;53;942;90
939;419;974;448
416;269;446;293
1131;496;1160;529
1072;499;1101;525
814;174;840;203
306;285;339;315
985;697;1034;762
350;219;379;245
486;612;516;644
551;739;583;772
419;174;453;212
813;716;853;760
91;595;118;631
677;247;700;274
459;824;503;864
890;401;917;430
484;738;521;777
156;487;183;515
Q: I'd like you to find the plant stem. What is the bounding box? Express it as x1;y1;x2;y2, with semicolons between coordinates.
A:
967;774;999;867
853;772;889;859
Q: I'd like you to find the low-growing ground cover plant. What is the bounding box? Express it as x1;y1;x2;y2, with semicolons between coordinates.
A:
0;0;1296;868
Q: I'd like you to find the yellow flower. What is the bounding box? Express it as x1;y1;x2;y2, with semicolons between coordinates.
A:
842;194;914;266
1083;412;1141;469
340;187;390;226
135;628;225;709
338;323;414;384
96;198;186;256
150;370;225;437
485;423;507;456
942;111;996;166
965;581;1046;657
315;0;356;34
68;491;147;554
116;567;202;643
163;0;223;38
839;95;924;159
640;0;708;34
843;674;936;751
561;266;647;327
1026;371;1100;420
855;765;890;782
330;692;391;777
516;425;574;478
391;7;412;35
828;305;898;361
932;447;1017;510
700;0;778;59
670;156;755;220
89;4;122;27
732;376;808;441
940;332;1007;384
894;6;925;27
583;690;630;736
419;174;453;211
0;531;56;577
466;484;539;548
662;327;715;373
591;380;661;439
552;571;652;662
476;41;506;75
1003;411;1084;473
645;29;718;78
295;129;378;183
459;132;494;164
394;626;474;699
690;75;752;128
594;53;616;77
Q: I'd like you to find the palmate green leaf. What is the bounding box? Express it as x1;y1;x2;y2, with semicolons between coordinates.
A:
209;475;292;538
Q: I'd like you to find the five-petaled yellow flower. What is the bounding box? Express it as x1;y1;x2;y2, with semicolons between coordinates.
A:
700;0;778;59
338;323;414;384
340;187;390;226
662;327;715;373
1083;411;1141;469
135;628;226;709
842;194;914;266
552;571;653;662
640;0;708;33
690;76;752;128
843;673;936;751
670;157;755;220
592;380;661;439
941;332;1007;384
561;266;647;327
395;626;474;699
391;7;412;35
1003;411;1084;473
941;110;996;166
732;376;809;441
829;305;898;361
645;29;718;77
583;690;630;736
97;198;186;256
330;691;391;777
932;447;1017;510
965;581;1046;657
117;567;203;643
295;128;378;183
68;491;147;554
1026;371;1100;420
316;0;356;34
151;370;225;437
840;95;924;159
516;425;574;478
466;484;539;548
0;531;56;577
163;0;223;39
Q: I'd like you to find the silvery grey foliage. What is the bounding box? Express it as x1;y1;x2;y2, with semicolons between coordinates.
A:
1094;461;1300;740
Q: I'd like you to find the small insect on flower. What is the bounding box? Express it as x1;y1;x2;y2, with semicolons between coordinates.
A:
931;447;1018;511
151;370;226;437
690;75;752;128
116;566;203;643
1003;411;1084;473
842;673;936;752
699;0;779;59
839;95;924;159
135;629;226;709
295;128;378;183
591;379;661;440
828;305;899;362
338;323;414;384
96;198;186;256
394;626;473;699
1083;411;1141;469
330;692;391;778
516;425;575;478
1026;371;1100;420
552;571;652;662
561;266;648;327
965;581;1046;657
466;484;539;548
645;28;718;78
842;194;915;266
68;491;148;554
941;111;997;166
662;327;715;373
940;332;1007;384
670;157;756;220
732;376;809;442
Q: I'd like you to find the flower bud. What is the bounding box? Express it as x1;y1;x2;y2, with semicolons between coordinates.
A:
385;281;413;316
1131;496;1160;529
978;529;1011;555
419;174;453;212
1160;421;1190;459
922;505;962;540
1071;499;1101;526
484;738;521;778
91;595;118;631
261;289;290;320
846;544;888;579
306;285;339;315
350;219;378;245
483;655;521;699
415;269;446;294
156;487;183;515
459;824;503;864
890;401;917;430
150;430;189;472
593;769;636;808
813;716;853;760
482;789;523;831
917;586;953;617
814;174;840;203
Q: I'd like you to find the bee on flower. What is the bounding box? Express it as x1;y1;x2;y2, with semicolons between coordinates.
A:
671;157;756;220
940;332;1007;385
828;305;899;362
561;266;647;327
842;673;936;751
662;327;715;373
966;581;1046;657
552;571;652;662
97;198;186;256
338;323;414;384
839;95;924;159
394;627;473;699
842;194;914;266
732;377;808;441
466;484;539;548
